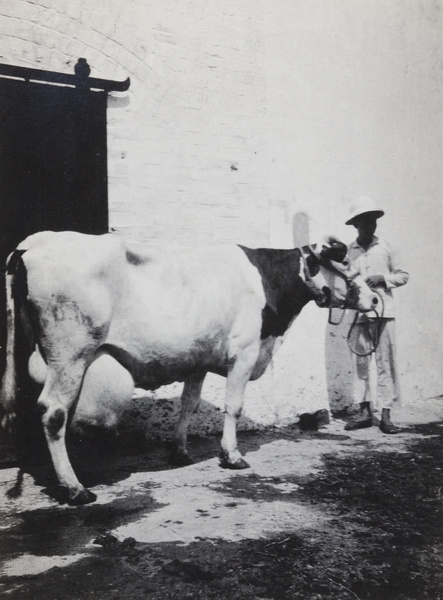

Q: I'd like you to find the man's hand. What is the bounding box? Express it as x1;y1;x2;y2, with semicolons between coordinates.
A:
365;274;385;289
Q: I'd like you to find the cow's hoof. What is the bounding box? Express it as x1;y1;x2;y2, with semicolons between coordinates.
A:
68;488;97;505
169;450;194;466
219;451;250;470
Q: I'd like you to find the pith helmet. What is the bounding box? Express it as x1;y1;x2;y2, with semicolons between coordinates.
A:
345;196;385;225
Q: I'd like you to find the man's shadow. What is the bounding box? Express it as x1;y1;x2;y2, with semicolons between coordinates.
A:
325;310;355;415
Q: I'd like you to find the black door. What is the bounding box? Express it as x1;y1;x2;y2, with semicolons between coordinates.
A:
0;77;109;254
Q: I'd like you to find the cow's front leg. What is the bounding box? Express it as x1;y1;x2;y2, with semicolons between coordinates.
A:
170;373;206;465
38;371;96;505
220;347;258;469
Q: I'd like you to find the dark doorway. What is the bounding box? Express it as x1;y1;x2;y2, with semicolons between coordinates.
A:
0;60;129;375
0;78;108;247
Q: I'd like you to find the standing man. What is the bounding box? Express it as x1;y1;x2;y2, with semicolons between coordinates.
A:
344;196;409;434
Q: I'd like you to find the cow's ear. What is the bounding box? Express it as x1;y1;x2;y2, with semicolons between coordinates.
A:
320;241;348;263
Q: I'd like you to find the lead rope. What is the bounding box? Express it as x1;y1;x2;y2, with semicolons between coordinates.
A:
329;292;384;357
346;293;384;357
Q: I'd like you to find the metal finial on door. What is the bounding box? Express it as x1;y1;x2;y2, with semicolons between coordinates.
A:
74;58;91;88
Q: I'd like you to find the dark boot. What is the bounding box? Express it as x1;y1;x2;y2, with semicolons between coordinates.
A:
379;408;401;434
344;401;373;430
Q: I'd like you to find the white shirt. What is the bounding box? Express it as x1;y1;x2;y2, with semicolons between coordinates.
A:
348;236;409;318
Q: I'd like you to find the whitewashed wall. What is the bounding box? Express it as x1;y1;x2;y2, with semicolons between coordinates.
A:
1;0;442;436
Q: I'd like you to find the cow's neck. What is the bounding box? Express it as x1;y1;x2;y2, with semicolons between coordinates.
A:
238;245;314;340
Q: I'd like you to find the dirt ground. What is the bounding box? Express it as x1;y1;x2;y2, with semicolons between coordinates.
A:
0;398;442;600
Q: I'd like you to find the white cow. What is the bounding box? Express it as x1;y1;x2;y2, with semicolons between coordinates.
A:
0;231;378;504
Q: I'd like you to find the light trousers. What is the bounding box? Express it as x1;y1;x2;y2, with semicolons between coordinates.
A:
350;318;400;409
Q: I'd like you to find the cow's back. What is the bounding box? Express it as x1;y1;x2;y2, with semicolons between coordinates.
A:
118;242;265;328
106;242;267;378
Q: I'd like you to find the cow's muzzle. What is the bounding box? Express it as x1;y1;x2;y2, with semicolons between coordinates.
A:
358;291;380;312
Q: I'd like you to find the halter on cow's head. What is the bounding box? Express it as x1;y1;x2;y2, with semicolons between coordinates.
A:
303;236;379;312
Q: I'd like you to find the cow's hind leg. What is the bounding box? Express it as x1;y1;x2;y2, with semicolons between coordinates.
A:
170;373;206;466
38;366;96;505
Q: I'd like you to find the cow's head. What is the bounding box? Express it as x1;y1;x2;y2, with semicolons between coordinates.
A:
306;236;379;312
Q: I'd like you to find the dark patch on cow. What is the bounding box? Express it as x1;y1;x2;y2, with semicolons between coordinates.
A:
46;408;65;440
302;241;347;277
125;249;149;267
50;299;68;323
319;241;347;263
37;402;48;416
81;313;108;344
45;296;106;350
305;254;320;276
239;246;314;339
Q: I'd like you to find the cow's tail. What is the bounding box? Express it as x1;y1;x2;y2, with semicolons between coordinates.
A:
0;250;27;430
